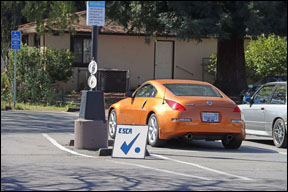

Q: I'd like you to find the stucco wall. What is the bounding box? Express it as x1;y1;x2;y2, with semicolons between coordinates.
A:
42;33;228;92
98;35;154;89
44;33;70;50
97;35;218;90
174;39;217;82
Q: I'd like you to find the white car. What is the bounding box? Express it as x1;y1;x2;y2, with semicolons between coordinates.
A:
238;81;287;148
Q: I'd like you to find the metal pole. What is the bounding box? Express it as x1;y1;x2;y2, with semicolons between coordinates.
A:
91;26;99;62
91;25;99;90
13;50;17;108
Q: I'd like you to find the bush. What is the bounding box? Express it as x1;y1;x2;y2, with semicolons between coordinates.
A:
3;45;74;105
245;34;287;81
44;48;74;82
207;52;216;75
1;72;12;106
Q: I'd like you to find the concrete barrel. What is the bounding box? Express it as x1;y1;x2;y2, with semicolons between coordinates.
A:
74;118;108;150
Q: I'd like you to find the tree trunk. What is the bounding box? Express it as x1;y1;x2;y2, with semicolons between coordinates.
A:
214;35;247;97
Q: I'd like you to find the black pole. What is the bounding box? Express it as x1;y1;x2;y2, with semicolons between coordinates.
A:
91;25;99;90
91;26;99;63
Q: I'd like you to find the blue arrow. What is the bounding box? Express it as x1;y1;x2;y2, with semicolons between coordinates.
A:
120;133;140;155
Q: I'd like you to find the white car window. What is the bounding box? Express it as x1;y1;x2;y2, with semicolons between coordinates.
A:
271;85;286;104
253;85;275;104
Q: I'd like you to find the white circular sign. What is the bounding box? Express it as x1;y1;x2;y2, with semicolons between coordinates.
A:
88;75;97;89
88;60;98;75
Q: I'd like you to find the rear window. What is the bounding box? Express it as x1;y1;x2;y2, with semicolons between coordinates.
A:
163;84;222;97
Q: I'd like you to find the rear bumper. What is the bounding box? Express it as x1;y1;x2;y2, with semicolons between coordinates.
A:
157;113;245;140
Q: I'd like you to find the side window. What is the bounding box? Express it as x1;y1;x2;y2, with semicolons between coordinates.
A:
135;84;157;98
253;85;275;104
271;85;286;104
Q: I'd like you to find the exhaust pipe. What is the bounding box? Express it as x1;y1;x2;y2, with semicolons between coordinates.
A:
185;133;193;140
226;134;233;142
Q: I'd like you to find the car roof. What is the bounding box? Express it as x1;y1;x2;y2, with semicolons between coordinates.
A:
147;79;212;86
263;81;287;86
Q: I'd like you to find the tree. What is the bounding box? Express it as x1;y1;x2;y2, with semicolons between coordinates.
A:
106;1;287;96
1;1;82;63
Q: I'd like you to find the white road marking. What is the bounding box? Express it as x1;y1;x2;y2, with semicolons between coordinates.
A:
150;153;253;181
42;133;96;158
107;160;210;181
149;149;197;153
42;133;209;180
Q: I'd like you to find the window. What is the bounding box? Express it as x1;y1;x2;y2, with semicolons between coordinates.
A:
22;35;28;45
135;84;157;98
253;85;275;104
271;84;286;104
71;36;91;67
34;34;40;48
164;84;222;97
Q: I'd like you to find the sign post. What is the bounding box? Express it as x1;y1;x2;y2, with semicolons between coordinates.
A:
87;1;105;90
74;1;107;151
11;31;21;108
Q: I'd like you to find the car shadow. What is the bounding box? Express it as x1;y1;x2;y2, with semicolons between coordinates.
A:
155;138;281;154
245;139;275;146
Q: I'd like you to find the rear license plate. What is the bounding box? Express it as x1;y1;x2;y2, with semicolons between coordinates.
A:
202;112;219;122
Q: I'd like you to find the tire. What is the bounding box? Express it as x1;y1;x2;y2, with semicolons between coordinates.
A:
108;109;117;139
147;113;165;147
272;118;287;148
222;134;242;149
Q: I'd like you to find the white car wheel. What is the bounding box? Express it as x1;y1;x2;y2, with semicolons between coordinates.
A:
147;114;165;147
108;109;117;139
273;118;287;148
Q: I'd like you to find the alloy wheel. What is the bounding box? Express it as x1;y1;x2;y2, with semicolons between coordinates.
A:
108;110;117;138
273;119;287;148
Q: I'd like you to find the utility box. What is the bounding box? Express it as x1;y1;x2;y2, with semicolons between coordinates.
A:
97;69;129;92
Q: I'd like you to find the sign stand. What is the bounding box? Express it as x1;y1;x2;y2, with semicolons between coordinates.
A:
74;1;108;151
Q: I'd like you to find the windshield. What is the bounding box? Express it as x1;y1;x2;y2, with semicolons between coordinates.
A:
164;84;222;97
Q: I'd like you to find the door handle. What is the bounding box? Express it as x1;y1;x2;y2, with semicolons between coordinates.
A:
141;100;147;109
261;107;265;110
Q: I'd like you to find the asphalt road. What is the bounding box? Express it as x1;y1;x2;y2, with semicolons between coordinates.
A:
1;110;287;191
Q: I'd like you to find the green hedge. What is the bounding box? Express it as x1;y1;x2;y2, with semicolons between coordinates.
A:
1;45;74;106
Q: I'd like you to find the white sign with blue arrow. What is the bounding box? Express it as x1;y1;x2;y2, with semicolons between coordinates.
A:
112;125;148;159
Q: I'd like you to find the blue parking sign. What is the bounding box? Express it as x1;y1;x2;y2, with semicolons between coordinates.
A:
11;31;21;50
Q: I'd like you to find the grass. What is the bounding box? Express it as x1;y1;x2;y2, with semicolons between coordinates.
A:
1;101;73;111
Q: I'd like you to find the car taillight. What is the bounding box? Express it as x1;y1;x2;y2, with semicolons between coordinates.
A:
233;106;241;112
165;99;186;111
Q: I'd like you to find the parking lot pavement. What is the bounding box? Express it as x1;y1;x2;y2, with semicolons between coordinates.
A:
1;110;287;191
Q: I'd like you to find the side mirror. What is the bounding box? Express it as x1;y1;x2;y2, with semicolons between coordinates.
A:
248;84;254;89
244;96;253;104
125;91;133;98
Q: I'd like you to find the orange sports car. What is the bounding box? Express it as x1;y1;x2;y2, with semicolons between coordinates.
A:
108;79;246;149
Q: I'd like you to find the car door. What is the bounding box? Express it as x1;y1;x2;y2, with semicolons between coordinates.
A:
264;84;287;134
122;84;156;125
241;84;276;133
